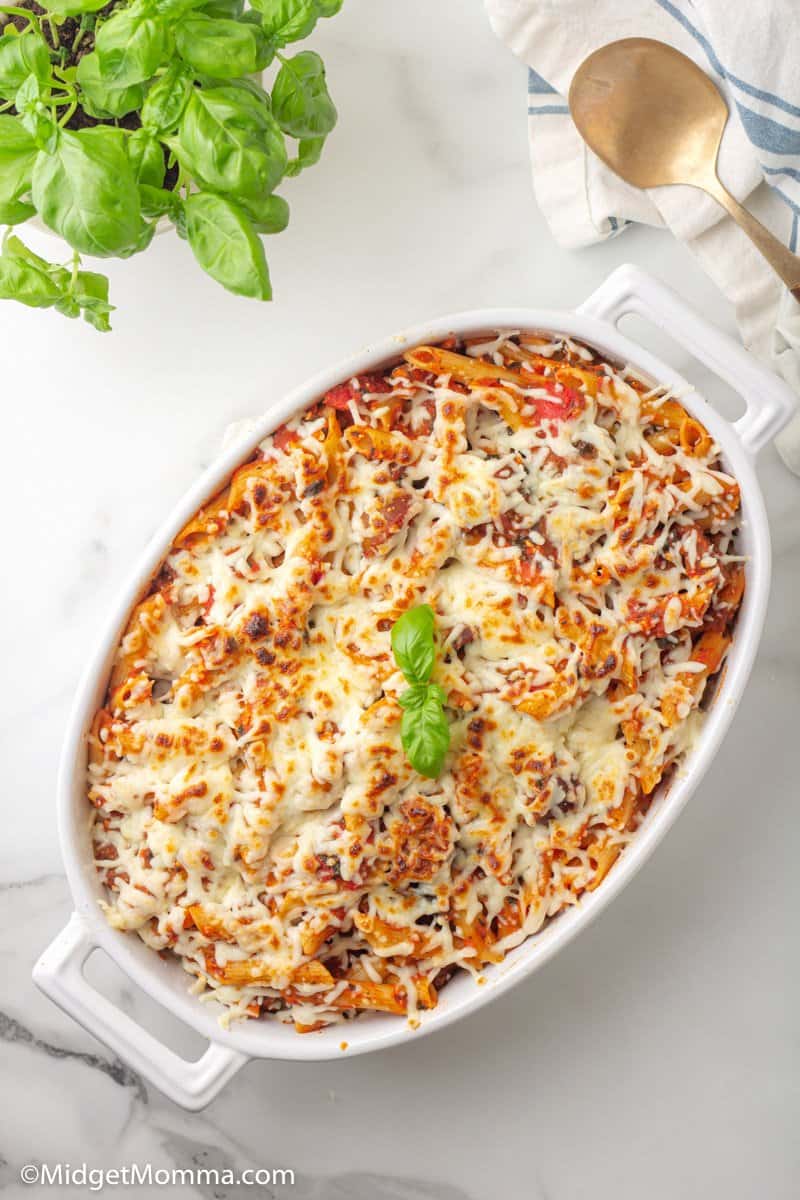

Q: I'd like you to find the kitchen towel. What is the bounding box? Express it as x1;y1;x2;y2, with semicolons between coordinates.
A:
484;0;800;471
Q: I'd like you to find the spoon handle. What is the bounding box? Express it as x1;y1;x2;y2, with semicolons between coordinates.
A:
704;177;800;302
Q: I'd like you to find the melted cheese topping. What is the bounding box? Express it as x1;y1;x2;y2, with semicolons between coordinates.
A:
88;332;744;1029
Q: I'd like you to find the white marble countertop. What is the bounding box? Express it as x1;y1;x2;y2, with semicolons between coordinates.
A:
2;1;799;1197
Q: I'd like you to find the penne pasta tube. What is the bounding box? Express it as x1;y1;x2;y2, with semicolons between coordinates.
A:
405;345;527;385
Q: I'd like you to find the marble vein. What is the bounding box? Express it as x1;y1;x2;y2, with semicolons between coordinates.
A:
0;1009;147;1104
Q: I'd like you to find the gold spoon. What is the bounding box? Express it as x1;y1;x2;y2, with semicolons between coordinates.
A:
568;37;800;301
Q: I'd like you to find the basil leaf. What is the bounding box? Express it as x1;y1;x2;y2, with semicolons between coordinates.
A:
0;32;50;97
392;606;451;776
139;183;183;221
391;604;436;684
15;75;59;152
271;50;336;139
175;15;272;78
251;0;318;46
94;4;173;89
131;219;157;255
32;127;147;257
183;191;271;298
285;133;324;177
0;233;113;329
127;128;166;187
199;0;244;15
397;681;429;712
150;0;207;15
0;249;63;307
0;198;35;224
238;191;289;233
400;685;451;779
41;0;110;17
1;232;56;272
171;85;287;199
217;75;272;106
68;269;113;331
76;53;147;118
141;62;193;133
315;0;344;15
0;115;38;221
398;682;446;711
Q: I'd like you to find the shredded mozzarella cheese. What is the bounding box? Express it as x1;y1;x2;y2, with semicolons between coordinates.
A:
88;332;743;1030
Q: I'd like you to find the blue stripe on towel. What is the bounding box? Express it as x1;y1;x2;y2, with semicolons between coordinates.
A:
791;213;798;252
725;73;800;121
654;0;800;228
654;0;725;78
527;68;558;95
527;104;570;116
655;0;800;119
736;106;800;157
763;165;800;184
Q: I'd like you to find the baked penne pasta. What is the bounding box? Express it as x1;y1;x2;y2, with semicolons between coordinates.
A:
89;331;743;1029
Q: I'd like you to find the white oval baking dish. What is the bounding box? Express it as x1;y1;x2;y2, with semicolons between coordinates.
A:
33;265;797;1110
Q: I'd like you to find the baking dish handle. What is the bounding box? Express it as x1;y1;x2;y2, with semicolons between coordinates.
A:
577;264;797;454
33;914;248;1111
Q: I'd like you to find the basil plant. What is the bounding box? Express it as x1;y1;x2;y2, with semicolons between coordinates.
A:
0;0;341;329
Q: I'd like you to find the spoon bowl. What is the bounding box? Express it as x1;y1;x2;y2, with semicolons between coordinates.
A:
569;38;725;190
569;37;800;299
